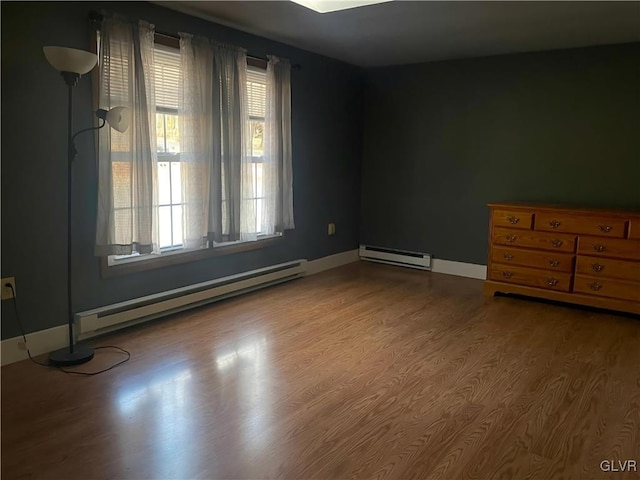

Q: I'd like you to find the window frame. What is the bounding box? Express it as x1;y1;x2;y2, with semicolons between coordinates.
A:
245;64;268;238
101;234;283;277
156;108;183;250
100;34;283;278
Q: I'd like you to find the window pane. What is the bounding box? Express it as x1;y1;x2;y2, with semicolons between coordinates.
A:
245;163;256;199
111;128;130;153
256;163;264;198
158;162;171;205
256;198;263;234
221;200;228;233
114;208;132;244
242;198;256;234
159;206;172;248
156;114;166;153
171;161;182;204
221;165;227;202
251;120;264;158
155;45;181;110
112;162;131;209
247;67;266;118
172;205;183;247
165;114;180;153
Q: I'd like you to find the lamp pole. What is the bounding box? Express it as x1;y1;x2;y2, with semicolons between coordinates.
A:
44;47;128;367
49;71;96;366
66;79;75;356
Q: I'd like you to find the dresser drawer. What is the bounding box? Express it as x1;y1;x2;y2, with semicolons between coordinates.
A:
577;236;640;261
493;227;576;253
489;264;571;292
492;246;574;272
492;210;534;230
575;256;640;282
535;212;627;238
574;275;640;302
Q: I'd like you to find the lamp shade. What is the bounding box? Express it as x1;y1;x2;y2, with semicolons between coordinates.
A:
43;46;98;75
96;107;130;133
105;106;130;133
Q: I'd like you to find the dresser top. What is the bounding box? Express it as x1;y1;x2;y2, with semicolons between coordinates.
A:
488;202;640;218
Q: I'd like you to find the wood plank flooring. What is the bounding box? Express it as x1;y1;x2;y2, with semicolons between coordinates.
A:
2;261;639;479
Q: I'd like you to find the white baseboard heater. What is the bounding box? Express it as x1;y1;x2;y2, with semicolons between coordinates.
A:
359;245;431;270
76;260;307;339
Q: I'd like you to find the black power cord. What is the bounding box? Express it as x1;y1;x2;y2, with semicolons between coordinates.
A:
59;345;130;376
5;283;131;375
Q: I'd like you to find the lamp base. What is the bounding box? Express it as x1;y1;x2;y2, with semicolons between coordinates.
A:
49;344;95;367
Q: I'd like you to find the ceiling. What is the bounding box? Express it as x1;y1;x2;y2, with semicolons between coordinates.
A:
156;1;640;67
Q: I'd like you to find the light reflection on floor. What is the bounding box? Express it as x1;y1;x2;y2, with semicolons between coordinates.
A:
216;336;272;454
113;336;272;477
116;364;195;478
215;336;267;371
117;368;193;416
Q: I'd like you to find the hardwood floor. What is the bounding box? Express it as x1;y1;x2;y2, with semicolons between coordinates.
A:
2;261;638;479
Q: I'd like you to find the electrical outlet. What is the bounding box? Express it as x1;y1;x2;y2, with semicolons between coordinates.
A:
328;223;336;235
1;277;16;300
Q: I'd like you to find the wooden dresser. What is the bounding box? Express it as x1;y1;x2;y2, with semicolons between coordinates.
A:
485;203;640;315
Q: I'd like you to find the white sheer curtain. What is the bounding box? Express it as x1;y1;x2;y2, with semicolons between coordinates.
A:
179;33;213;250
95;16;159;255
263;55;294;234
179;34;253;245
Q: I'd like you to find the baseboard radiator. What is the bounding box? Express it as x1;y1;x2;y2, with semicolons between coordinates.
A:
359;245;431;270
76;260;307;339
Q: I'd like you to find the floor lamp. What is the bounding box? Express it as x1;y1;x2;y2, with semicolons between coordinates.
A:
43;46;129;367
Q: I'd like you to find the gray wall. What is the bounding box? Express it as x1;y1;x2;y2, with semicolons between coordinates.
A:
3;2;639;340
361;43;640;265
1;2;363;338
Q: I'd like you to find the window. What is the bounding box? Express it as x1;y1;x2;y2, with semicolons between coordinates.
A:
246;67;267;236
97;19;293;272
154;45;182;250
109;43;270;263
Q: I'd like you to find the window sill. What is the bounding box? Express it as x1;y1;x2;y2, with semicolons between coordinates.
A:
100;235;284;278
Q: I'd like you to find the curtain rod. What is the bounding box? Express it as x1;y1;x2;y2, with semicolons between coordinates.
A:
89;10;301;70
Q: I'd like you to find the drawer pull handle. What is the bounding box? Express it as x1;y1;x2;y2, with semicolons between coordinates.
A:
507;216;520;224
551;239;564;248
591;263;604;272
549;220;561;228
502;271;513;278
548;259;560;267
547;278;559;286
503;253;514;261
598;225;613;233
588;282;602;291
506;235;517;243
592;244;606;253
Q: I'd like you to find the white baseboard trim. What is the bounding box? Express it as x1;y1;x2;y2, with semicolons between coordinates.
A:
431;259;487;280
305;249;359;276
1;249;360;367
1;324;69;367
